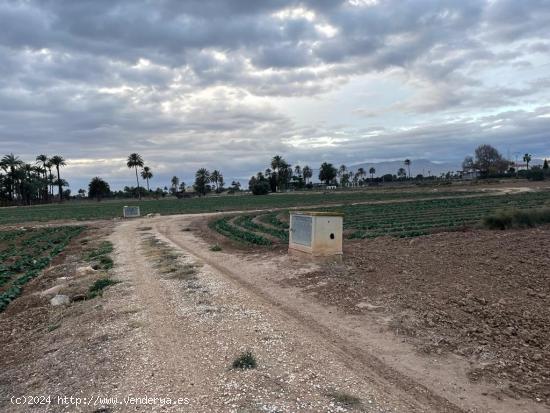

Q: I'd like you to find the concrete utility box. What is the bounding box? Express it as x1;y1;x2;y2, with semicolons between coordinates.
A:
289;211;343;257
123;206;140;218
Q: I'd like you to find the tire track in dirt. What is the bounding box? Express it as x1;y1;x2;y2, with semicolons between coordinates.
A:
152;217;465;413
110;221;214;410
113;219;404;412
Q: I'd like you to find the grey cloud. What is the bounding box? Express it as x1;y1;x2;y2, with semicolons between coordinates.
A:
0;0;549;191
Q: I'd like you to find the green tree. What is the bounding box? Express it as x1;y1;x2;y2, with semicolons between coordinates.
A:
88;177;111;201
141;166;153;191
49;155;66;202
338;165;347;186
170;176;179;194
45;160;54;197
35;154;49;201
1;153;23;201
356;167;365;181
302;165;312;184
523;153;532;170
473;145;509;175
369;167;375;181
543;159;549;170
319;162;337;185
210;170;222;192
249;172;270;195
271;155;289;191
194;168;210;196
397;167;406;179
230;180;241;191
127;153;144;199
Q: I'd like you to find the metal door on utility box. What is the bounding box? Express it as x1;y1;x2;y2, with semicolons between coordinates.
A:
292;215;312;246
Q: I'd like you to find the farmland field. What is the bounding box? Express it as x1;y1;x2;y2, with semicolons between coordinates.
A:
2;188;549;412
0;226;84;311
0;188;483;225
210;191;550;244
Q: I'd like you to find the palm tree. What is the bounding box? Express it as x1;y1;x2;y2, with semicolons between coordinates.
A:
49;155;66;202
170;176;179;194
271;155;285;192
357;167;366;184
404;159;411;179
1;153;23;201
141;166;153;191
36;154;49;201
127;153;144;199
294;165;301;177
194;168;210;196
369;167;376;181
302;165;312;184
45;160;54;197
210;170;221;192
397;167;406;179
523;153;532;170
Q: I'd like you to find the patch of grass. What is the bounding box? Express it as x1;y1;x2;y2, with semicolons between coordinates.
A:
87;277;119;298
232;351;257;369
137;226;153;231
482;207;550;230
91;257;114;271
326;390;362;407
210;244;222;251
85;241;114;260
47;323;60;332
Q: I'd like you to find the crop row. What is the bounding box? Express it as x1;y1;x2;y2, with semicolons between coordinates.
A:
257;212;290;230
233;215;289;241
0;189;485;225
0;226;84;311
209;217;272;246
210;191;550;243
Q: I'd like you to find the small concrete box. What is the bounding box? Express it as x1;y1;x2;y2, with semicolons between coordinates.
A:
289;211;343;257
123;205;140;218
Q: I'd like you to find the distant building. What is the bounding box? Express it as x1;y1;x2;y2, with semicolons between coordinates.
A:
461;170;479;180
513;163;528;171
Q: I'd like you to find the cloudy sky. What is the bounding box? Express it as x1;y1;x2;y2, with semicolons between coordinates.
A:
1;0;550;190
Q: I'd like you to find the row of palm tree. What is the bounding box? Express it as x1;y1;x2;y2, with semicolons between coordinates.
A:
0;153;67;204
266;155;313;191
127;153;228;198
337;165;378;186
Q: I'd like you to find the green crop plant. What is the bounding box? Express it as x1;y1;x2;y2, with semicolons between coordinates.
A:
0;189;488;225
233;215;288;241
209;217;272;246
0;226;84;312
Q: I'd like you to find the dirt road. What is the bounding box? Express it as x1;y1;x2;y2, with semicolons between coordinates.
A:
107;215;547;412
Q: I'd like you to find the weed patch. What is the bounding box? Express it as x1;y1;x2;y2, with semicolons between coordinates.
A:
85;241;113;260
482;207;550;230
87;277;119;298
326;390;362;407
232;351;257;369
